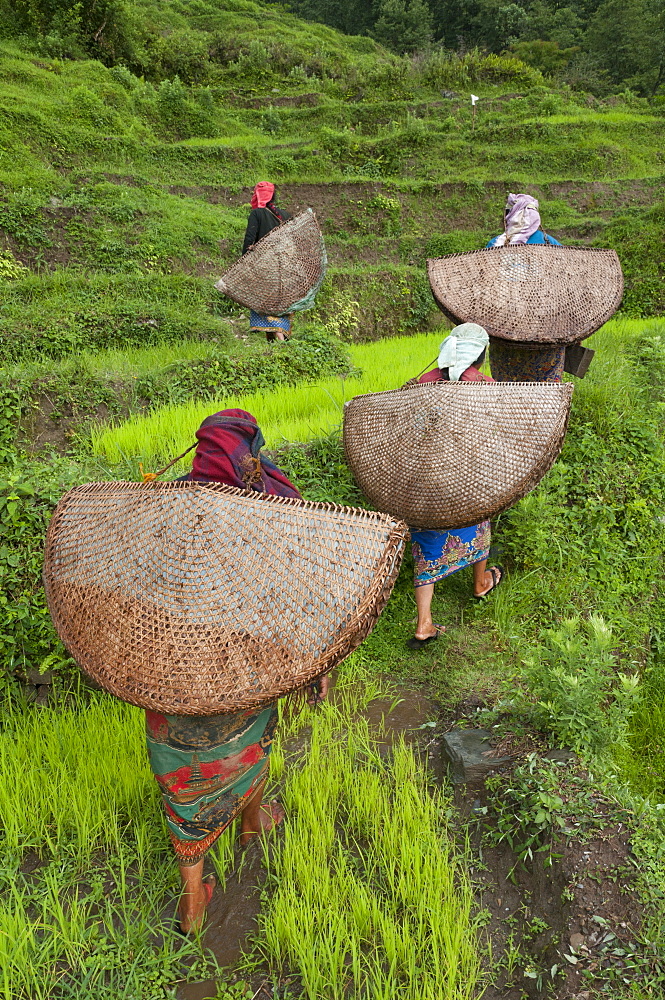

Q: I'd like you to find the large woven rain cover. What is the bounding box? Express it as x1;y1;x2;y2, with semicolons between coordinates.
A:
43;482;406;715
214;210;327;315
343;381;573;529
427;246;623;344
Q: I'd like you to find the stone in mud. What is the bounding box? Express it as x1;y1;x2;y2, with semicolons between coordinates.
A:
543;748;577;764
26;669;53;685
441;728;513;783
34;686;51;706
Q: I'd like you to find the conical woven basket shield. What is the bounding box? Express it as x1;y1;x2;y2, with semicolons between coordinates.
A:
215;210;327;315
43;483;406;714
343;381;573;529
427;247;623;344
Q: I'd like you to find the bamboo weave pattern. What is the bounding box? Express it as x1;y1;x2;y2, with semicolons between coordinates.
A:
343;381;573;529
427;246;623;344
215;210;326;315
43;482;406;714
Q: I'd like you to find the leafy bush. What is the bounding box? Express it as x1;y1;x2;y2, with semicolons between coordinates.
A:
419;48;543;89
598;209;665;316
4;0;132;62
154;76;217;139
511;40;580;77
135;328;355;406
0;250;28;280
484;755;568;867
521;616;641;752
0;468;71;688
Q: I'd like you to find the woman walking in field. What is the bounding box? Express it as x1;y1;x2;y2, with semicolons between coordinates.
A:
242;182;293;342
407;324;503;649
486;193;565;383
146;408;329;932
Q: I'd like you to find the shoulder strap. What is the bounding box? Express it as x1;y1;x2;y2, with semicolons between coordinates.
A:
266;206;284;225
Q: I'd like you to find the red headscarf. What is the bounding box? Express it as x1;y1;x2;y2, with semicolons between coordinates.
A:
251;182;275;209
189;409;302;499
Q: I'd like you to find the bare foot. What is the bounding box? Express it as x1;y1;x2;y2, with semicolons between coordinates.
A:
474;565;503;598
239;800;285;846
414;622;446;640
179;875;215;934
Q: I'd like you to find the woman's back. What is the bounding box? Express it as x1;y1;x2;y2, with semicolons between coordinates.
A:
243;205;292;254
486;229;561;248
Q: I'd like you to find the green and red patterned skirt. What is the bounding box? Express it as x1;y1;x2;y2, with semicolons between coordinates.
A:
145;704;278;865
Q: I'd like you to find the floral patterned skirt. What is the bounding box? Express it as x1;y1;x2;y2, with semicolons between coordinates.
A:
411;521;491;587
249;311;292;336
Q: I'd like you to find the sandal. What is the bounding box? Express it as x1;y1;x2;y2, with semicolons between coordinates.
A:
175;876;216;936
473;565;504;600
406;623;446;650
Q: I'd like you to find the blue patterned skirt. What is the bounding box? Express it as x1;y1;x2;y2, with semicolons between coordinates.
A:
411;521;491;587
249;311;292;336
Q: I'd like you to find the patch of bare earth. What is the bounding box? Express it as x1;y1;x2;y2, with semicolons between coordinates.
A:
445;757;654;999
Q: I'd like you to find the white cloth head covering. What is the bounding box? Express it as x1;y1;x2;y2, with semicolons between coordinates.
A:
492;192;541;246
437;323;489;381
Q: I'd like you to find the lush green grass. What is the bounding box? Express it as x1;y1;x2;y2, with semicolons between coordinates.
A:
1;32;664;354
0;694;218;999
0;662;480;999
2;5;665;994
89;328;453;466
90;316;665;468
621;651;665;801
261;688;480;1000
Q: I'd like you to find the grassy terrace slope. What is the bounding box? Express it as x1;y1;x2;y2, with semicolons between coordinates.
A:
2;5;665;998
0;35;664;376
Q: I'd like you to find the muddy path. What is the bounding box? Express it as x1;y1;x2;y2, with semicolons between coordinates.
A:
177;681;649;1000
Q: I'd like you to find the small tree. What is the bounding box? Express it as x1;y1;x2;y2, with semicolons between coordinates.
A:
511;39;580;76
374;0;433;54
587;0;664;95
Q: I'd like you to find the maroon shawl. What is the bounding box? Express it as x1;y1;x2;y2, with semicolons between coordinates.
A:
189;409;302;498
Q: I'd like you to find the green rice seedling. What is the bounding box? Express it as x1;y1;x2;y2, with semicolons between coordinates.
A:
210;819;240;890
89;330;445;468
259;693;481;1000
89;318;665;476
0;696;159;863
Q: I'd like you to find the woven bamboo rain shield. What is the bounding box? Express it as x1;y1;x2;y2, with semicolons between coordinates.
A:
343;381;573;529
43;482;406;715
214;210;326;315
427;247;623;344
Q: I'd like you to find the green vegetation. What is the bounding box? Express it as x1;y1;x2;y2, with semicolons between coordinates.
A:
89;330;442;465
290;0;665;97
261;678;480;1000
0;694;215;998
1;0;665;995
0;664;479;1000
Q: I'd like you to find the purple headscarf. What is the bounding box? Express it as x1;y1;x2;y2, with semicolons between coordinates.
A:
494;193;541;246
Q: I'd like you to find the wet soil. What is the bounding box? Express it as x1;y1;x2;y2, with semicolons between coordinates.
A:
469;788;648;999
178;683;654;999
176;684;437;999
